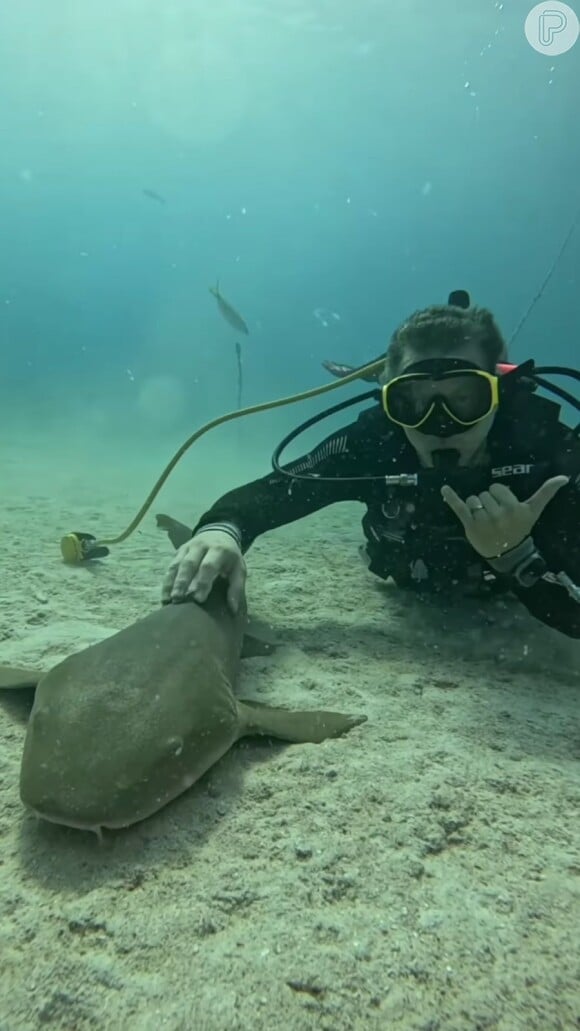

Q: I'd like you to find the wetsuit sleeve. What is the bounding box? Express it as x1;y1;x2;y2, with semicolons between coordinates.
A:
192;414;375;552
509;478;580;638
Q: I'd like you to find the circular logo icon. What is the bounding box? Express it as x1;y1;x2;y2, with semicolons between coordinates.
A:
525;2;579;55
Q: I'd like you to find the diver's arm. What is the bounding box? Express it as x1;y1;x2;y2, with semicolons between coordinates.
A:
193;522;243;548
191;413;378;552
509;566;580;638
489;485;580;638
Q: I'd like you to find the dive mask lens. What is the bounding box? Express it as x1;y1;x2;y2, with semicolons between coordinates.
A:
382;366;498;429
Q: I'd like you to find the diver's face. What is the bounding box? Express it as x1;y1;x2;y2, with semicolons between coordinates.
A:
400;343;496;468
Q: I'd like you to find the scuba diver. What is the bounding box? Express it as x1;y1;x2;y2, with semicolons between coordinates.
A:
161;296;580;639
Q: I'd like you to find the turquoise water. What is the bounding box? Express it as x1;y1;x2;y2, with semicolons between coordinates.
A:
1;6;580;1030
1;1;578;454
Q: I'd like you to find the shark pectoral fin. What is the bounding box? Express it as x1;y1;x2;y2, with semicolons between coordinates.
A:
0;665;42;690
236;700;367;744
241;617;280;658
156;513;193;550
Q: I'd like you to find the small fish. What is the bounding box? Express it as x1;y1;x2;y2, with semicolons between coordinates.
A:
322;359;381;383
210;281;249;335
143;188;166;204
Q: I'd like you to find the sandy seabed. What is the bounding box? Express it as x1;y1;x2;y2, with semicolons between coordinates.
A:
1;432;579;1031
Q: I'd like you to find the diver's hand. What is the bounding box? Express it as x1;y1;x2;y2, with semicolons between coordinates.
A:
161;530;247;613
441;476;569;559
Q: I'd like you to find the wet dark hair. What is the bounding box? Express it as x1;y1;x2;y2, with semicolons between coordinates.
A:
382;304;508;381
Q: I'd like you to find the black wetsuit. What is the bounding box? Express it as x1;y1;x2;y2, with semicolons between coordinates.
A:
194;389;580;638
